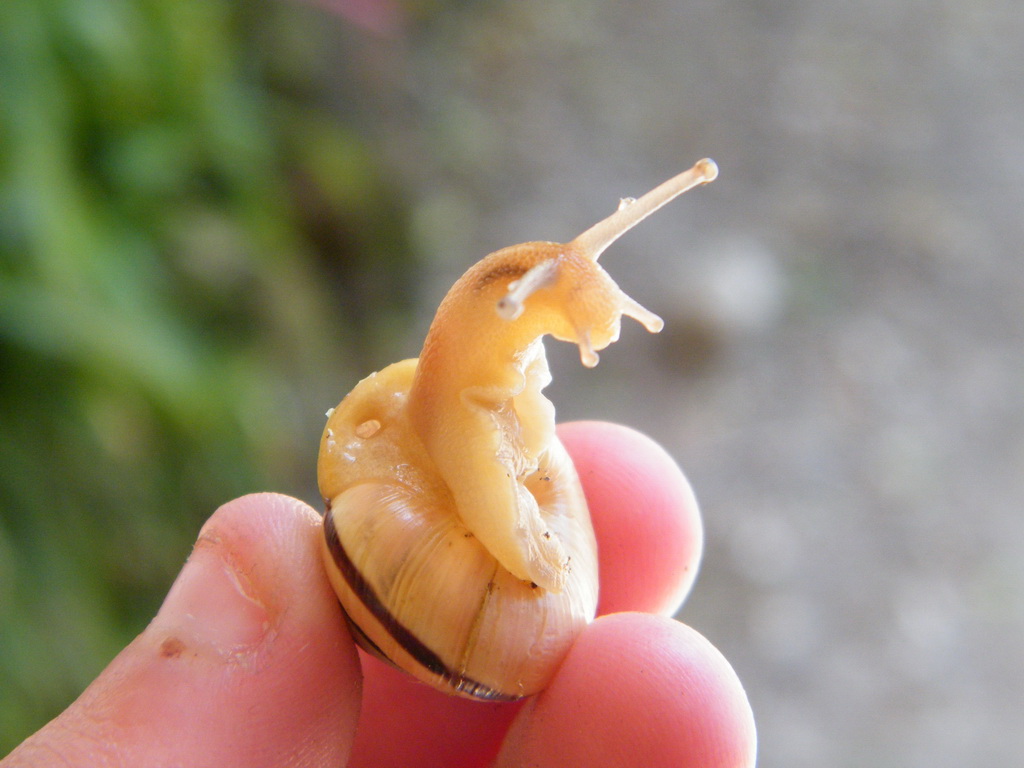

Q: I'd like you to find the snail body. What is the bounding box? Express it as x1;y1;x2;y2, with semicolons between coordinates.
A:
318;159;718;700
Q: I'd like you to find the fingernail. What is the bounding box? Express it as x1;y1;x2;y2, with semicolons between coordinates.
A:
154;538;270;657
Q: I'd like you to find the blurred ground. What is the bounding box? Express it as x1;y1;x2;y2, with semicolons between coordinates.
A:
347;2;1023;766
3;0;1022;765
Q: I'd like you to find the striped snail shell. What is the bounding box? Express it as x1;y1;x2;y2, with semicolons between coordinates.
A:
318;159;718;700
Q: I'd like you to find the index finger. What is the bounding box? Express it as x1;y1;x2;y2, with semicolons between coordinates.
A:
558;420;703;616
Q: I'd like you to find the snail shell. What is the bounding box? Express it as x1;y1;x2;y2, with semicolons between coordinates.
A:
318;159;718;700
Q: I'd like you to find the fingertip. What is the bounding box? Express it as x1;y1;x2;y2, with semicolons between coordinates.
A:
151;492;364;761
154;493;354;666
6;493;362;768
162;493;325;645
496;613;756;768
558;421;703;616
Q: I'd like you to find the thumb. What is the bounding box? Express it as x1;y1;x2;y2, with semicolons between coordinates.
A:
2;493;362;768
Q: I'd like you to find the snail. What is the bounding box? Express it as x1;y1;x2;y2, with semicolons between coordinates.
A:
318;158;718;700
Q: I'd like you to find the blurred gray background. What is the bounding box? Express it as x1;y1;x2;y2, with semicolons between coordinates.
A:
363;2;1023;766
3;0;1022;765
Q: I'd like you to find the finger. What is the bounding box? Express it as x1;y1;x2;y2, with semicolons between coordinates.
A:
344;651;523;768
558;421;703;616
2;493;362;768
495;612;757;768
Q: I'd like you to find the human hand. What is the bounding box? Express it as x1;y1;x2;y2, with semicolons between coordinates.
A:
1;422;755;768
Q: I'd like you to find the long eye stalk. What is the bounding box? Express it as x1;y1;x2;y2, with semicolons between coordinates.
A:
572;158;718;262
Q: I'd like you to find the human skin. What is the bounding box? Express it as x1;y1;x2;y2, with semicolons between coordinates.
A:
1;422;756;768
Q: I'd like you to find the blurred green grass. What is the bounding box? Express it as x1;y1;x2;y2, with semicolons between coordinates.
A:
0;0;415;748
